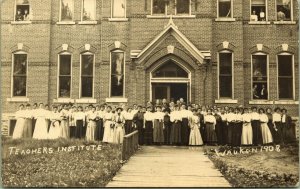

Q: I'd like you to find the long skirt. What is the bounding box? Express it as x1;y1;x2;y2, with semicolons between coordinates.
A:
181;118;190;146
215;122;222;145
95;119;104;141
23;118;32;138
189;126;203;146
144;121;153;145
153;120;164;143
164;121;172;145
274;121;282;144
241;122;253;145
281;122;293;143
267;121;278;143
136;120;144;145
32;118;36;136
261;122;273;144
12;118;26;139
227;122;234;145
220;121;228;145
170;121;181;144
102;120;114;143
69;126;76;138
200;123;206;143
76;120;84;139
125;120;133;135
60;119;70;139
86;121;96;141
48;120;61;139
113;125;125;144
232;122;243;147
32;117;49;139
251;120;263;145
205;123;217;143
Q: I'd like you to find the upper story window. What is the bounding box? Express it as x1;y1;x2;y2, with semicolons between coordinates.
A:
12;52;27;97
80;53;94;98
152;0;167;15
276;0;292;21
15;0;31;21
82;0;96;21
58;53;72;98
278;54;294;99
252;54;268;100
60;0;74;22
218;52;233;99
218;0;232;18
175;0;191;15
110;50;125;97
112;0;126;18
250;0;267;21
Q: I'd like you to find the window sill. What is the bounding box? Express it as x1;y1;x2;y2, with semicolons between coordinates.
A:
274;21;296;25
146;15;196;19
78;21;97;25
215;18;236;22
56;21;76;25
248;21;271;25
105;98;128;103
11;21;32;25
75;99;97;103
108;18;129;22
7;97;29;102
249;100;273;105
215;99;238;104
53;98;75;103
274;100;299;105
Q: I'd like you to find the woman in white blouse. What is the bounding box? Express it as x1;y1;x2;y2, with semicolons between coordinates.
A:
204;109;217;145
32;103;50;139
12;104;26;139
259;108;273;144
241;108;253;145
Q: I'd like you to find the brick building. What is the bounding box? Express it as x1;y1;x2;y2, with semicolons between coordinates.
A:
1;0;299;135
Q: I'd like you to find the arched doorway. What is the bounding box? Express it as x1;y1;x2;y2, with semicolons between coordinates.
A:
150;59;191;103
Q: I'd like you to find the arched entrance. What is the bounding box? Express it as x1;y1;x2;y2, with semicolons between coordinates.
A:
150;59;191;103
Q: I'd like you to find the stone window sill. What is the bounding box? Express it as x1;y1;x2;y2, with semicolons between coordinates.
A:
274;100;299;105
56;21;76;25
75;99;97;103
7;97;29;102
146;15;195;19
274;21;296;25
249;100;273;105
108;18;129;22
53;98;75;103
11;21;32;25
215;99;238;104
78;21;97;25
248;21;271;25
215;18;236;22
106;98;128;103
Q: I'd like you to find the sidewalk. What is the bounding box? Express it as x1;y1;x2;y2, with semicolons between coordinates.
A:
106;146;231;187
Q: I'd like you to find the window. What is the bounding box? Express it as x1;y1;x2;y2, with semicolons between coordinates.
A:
176;0;190;15
58;54;72;98
250;0;267;21
15;0;31;21
218;52;233;98
110;51;125;97
278;55;294;99
12;53;27;97
218;0;232;18
60;0;74;22
112;0;126;18
82;0;96;21
276;0;292;21
252;54;268;100
152;0;166;15
80;53;94;98
153;60;188;78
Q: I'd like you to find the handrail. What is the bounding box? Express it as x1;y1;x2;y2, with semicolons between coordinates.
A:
121;130;139;161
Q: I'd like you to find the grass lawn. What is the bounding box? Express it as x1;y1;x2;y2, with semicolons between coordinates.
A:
2;137;122;187
204;143;299;187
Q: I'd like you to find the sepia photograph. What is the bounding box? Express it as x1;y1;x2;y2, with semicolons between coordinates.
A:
0;0;299;187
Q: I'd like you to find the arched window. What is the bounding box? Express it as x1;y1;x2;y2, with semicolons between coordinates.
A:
218;50;233;99
80;52;94;98
110;50;125;97
58;52;72;98
152;60;188;78
277;53;294;99
251;52;268;100
12;51;28;97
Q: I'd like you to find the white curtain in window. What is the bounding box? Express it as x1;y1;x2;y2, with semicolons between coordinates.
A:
112;0;125;18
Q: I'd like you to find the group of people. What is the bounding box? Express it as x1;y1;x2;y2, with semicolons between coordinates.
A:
12;99;296;147
15;8;31;21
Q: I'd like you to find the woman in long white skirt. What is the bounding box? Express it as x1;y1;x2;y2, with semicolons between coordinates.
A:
86;107;97;141
48;106;62;139
32;103;49;139
60;104;70;139
102;106;115;143
241;108;253;145
189;109;203;146
113;107;125;144
12;104;26;139
259;108;273;144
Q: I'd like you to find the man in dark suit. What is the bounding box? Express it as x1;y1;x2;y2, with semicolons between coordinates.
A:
281;108;294;143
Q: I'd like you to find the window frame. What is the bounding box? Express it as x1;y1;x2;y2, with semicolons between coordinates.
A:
277;53;295;100
251;52;269;100
81;0;96;22
59;0;75;23
249;0;268;22
57;52;72;99
110;0;127;19
275;0;293;22
11;51;28;98
151;0;168;16
175;0;191;16
109;50;126;98
79;52;95;99
217;0;233;18
13;0;32;23
217;50;234;99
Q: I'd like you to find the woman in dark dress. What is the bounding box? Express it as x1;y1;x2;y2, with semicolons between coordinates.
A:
133;105;145;145
143;106;154;145
266;108;277;143
213;109;222;145
163;108;171;145
170;105;182;145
